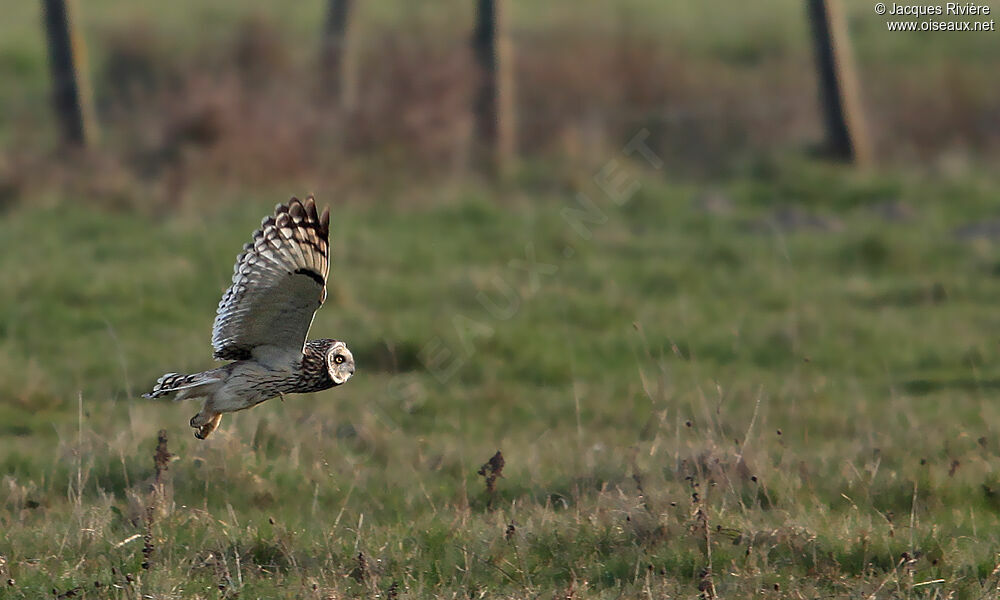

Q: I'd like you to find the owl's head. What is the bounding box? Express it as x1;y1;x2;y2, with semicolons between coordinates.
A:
326;340;355;385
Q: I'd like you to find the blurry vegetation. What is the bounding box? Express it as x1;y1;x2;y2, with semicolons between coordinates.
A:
0;0;998;208
2;0;1000;598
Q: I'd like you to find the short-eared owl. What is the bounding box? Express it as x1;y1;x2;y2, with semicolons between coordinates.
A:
144;197;355;439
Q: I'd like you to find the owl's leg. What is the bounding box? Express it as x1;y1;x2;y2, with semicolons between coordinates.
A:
190;410;223;440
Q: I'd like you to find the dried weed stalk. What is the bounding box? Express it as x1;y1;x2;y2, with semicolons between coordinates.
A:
478;450;505;493
691;481;716;600
477;450;505;510
143;430;173;570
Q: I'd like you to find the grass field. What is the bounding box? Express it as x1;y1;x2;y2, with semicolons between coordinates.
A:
4;0;1000;597
4;156;1000;598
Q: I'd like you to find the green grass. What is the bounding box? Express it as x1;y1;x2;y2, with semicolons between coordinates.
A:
4;159;1000;597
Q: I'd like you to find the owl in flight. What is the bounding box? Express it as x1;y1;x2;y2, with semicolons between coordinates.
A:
144;196;355;439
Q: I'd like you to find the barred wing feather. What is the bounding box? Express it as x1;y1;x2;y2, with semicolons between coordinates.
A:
211;197;331;362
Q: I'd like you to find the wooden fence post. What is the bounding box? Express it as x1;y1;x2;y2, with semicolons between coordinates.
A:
807;0;871;165
472;0;514;172
42;0;96;148
321;0;355;108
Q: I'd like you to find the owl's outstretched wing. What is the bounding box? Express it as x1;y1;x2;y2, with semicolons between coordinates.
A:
211;196;331;364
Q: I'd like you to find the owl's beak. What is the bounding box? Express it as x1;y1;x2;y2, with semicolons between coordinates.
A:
338;364;355;384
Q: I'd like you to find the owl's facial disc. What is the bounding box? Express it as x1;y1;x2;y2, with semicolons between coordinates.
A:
327;341;355;385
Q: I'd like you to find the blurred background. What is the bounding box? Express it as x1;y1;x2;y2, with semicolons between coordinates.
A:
2;0;998;200
4;0;1000;597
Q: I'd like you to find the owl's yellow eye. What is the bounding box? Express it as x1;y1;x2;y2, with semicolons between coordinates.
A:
334;355;345;364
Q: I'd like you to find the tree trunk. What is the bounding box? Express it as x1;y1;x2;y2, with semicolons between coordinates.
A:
807;0;871;165
42;0;96;147
472;0;514;173
320;0;355;108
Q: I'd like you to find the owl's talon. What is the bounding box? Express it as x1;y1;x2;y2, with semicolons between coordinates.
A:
191;412;222;439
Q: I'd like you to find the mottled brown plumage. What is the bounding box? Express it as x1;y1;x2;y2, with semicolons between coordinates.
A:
144;197;355;439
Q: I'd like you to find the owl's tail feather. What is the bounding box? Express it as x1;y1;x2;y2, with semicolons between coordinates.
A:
143;371;223;400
